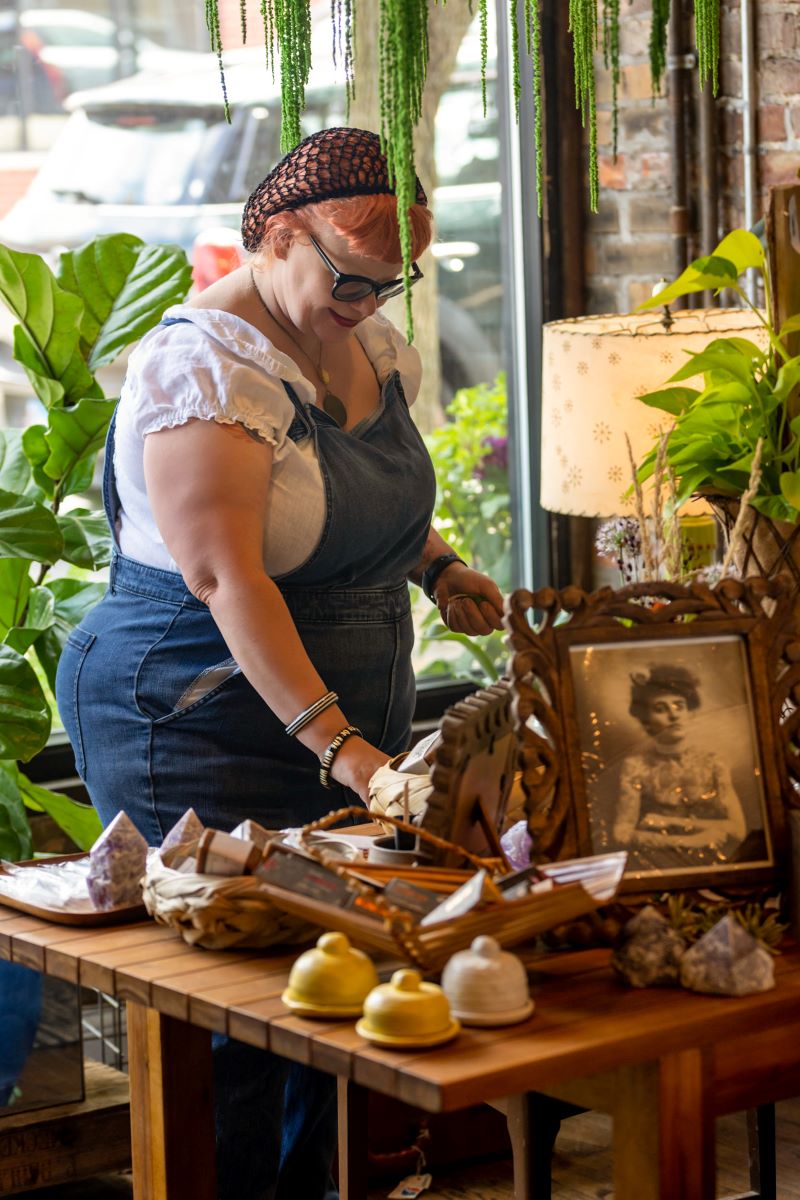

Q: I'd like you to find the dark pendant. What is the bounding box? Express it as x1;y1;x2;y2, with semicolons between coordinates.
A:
322;390;348;427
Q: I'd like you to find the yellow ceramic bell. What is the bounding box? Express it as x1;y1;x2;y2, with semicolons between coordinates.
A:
282;931;379;1018
356;968;460;1048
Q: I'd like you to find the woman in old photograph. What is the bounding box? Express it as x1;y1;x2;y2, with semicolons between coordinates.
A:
611;664;748;871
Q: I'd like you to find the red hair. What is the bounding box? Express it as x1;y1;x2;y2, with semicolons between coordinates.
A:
256;194;433;265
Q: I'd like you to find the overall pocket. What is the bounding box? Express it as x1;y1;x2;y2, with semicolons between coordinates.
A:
55;628;97;780
134;606;242;723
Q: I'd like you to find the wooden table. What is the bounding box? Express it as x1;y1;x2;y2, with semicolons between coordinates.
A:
2;905;799;1200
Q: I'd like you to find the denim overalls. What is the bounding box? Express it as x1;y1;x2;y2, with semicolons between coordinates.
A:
55;331;436;1200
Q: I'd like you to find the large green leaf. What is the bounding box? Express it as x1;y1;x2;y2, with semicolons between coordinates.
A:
0;428;39;496
714;230;765;274
21;424;55;498
0;244;100;406
0;488;63;562
0;763;33;860
779;314;800;338
780;471;800;511
13;325;66;409
17;771;101;851
639;386;699;415
42;397;116;482
637;255;741;311
58;235;193;371
0;559;31;638
774;359;800;404
669;347;758;387
4;585;55;655
57;509;112;570
34;577;106;694
0;643;50;760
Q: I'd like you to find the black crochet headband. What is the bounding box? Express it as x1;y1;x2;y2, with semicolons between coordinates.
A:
241;127;427;253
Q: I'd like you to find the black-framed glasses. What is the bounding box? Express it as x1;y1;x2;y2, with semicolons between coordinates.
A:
309;235;423;302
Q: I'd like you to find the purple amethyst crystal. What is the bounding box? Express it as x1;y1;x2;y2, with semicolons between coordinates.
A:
86;812;148;910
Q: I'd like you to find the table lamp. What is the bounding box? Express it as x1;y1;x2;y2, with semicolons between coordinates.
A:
539;308;768;519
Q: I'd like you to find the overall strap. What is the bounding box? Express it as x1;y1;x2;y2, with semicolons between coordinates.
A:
281;380;315;442
101;407;122;548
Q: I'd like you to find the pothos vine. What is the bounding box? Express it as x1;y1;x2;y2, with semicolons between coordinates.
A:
203;0;722;337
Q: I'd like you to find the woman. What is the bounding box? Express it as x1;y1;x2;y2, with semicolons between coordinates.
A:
55;127;503;1200
610;664;748;871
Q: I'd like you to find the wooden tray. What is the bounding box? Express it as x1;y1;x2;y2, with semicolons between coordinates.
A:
0;854;148;926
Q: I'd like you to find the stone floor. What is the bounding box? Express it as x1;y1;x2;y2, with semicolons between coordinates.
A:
10;1095;800;1199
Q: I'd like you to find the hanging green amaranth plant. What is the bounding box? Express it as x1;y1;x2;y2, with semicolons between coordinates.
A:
378;0;431;337
648;0;669;95
603;0;620;158
695;0;720;93
204;0;228;122
332;0;356;116
272;0;313;153
569;0;599;212
524;0;543;215
478;0;489;116
202;0;722;338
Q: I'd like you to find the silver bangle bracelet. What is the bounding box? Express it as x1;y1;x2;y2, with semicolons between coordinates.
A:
284;690;339;737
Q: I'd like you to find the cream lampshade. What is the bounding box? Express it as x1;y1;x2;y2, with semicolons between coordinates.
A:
540;308;768;517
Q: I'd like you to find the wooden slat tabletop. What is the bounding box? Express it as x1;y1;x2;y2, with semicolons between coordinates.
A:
4;905;800;1115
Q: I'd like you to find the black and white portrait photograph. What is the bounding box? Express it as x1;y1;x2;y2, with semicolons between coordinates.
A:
569;635;773;878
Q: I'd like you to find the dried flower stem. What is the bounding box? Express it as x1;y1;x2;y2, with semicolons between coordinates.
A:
665;466;683;580
720;438;764;578
626;432;656;580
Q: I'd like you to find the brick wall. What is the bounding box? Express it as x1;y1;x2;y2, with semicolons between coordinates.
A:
585;0;800;316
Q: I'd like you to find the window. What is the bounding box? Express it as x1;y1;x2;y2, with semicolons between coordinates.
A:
0;2;543;703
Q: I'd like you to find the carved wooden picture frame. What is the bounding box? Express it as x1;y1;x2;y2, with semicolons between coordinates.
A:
421;681;516;868
505;578;799;901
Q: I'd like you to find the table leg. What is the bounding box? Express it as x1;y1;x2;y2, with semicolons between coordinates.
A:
504;1092;580;1199
126;1001;216;1200
337;1078;369;1200
609;1052;714;1200
658;1049;715;1200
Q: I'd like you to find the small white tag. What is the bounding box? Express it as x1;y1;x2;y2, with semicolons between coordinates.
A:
387;1173;432;1198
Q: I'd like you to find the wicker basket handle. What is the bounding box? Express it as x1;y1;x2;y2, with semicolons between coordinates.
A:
298;805;505;873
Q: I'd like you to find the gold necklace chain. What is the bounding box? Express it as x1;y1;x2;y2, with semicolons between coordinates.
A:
249;269;347;428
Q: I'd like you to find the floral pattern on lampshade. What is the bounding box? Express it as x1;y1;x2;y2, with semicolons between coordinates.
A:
539;309;769;518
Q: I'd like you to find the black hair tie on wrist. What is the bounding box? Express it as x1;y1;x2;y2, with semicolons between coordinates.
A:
421;553;466;603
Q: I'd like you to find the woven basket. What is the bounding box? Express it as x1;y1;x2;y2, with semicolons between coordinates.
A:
142;854;318;950
258;807;611;972
709;495;800;591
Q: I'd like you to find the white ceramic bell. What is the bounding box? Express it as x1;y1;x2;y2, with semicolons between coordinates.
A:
441;935;534;1026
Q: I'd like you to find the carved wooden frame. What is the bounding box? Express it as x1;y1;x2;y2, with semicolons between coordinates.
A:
505;577;800;902
421;681;516;868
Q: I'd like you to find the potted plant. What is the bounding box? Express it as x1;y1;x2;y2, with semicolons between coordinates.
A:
635;228;800;583
0;232;191;1111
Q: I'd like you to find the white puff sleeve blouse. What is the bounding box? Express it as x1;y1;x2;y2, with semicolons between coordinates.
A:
112;306;422;578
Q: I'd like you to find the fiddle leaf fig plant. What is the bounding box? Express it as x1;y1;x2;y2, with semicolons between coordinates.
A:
0;233;193;860
636;230;800;523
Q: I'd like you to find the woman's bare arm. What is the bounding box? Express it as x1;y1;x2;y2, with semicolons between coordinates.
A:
144;418;388;799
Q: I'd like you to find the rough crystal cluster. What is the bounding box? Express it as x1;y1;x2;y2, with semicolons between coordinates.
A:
86;812;148;910
680;913;775;996
158;808;205;869
610;905;686;988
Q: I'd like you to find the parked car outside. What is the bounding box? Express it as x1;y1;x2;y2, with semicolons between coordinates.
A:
0;8;201;115
0;40;503;403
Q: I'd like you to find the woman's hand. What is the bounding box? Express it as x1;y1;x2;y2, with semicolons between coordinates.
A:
433;562;504;635
330;737;391;804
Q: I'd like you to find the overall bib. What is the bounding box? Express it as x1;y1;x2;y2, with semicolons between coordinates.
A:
55;336;437;1200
